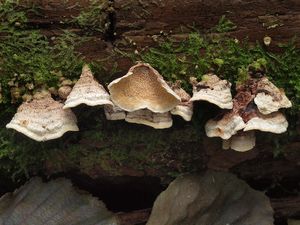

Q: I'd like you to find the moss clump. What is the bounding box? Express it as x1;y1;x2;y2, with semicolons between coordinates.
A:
71;0;113;35
0;0;112;105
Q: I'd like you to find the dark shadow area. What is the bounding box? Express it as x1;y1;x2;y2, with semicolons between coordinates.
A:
50;172;164;212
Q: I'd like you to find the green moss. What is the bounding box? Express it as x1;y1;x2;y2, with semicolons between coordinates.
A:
71;0;113;35
0;1;112;105
212;15;237;33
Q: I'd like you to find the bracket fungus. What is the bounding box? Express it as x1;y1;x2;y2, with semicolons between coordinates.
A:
254;77;292;114
64;65;113;109
222;131;256;152
0;177;119;225
108;62;181;113
189;74;233;109
6;92;79;142
169;81;193;121
146;170;273;225
125;109;173;129
104;104;126;121
205;75;291;152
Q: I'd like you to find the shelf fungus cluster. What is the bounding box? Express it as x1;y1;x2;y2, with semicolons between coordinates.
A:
205;74;292;152
105;62;194;129
6;65;113;142
5;62;292;147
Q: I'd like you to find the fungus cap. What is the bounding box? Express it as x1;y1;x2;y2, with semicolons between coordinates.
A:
223;131;256;152
64;65;113;109
125;109;173;129
6;95;79;141
108;62;181;113
244;111;288;134
190;74;233;109
254;77;292;114
170;81;193;121
205;114;246;140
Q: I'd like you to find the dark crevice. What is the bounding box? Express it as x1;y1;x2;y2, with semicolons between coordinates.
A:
105;0;117;42
49;172;164;212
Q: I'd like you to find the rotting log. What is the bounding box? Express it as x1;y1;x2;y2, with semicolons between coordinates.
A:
15;0;300;71
2;0;300;223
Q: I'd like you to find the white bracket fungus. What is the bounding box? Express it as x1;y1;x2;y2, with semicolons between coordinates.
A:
125;109;173;129
64;64;113;109
169;81;193;121
190;74;233;109
205;75;291;152
108;62;180;113
254;77;292;114
6;93;79;142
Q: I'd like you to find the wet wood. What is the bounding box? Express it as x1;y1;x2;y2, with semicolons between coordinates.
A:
115;0;300;50
14;0;300;71
115;197;300;224
117;209;151;225
272;197;300;218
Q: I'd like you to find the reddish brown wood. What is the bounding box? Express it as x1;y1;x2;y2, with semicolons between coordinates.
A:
13;0;300;71
272;197;300;218
117;209;151;225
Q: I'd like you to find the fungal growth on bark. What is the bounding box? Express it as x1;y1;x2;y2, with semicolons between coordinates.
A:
0;177;119;225
106;63;194;128
189;74;233;109
254;77;292;114
169;81;193;121
108;62;181;113
6;92;79;142
205;70;291;152
146;170;273;225
64;64;113;109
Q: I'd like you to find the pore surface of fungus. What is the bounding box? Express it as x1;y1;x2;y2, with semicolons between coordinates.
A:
125;109;173;129
146;170;273;225
223;131;256;152
190;74;233;109
6;94;79;141
0;178;119;225
244;111;288;133
108;62;180;113
64;65;113;109
104;104;126;121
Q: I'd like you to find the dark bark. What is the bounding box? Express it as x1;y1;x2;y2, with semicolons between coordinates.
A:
16;0;300;70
